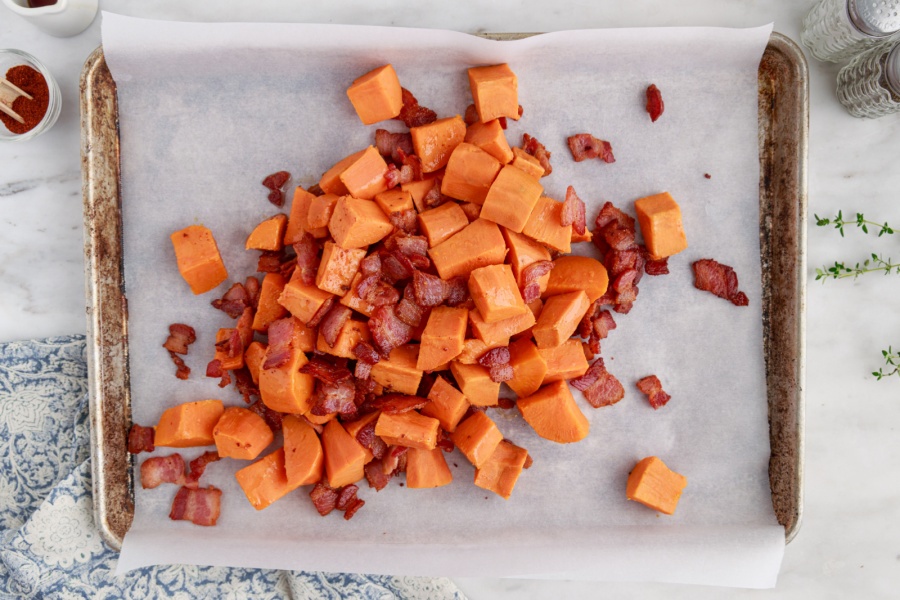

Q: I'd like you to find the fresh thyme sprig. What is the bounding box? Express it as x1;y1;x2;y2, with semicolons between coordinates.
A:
815;210;895;237
814;254;900;281
873;347;900;380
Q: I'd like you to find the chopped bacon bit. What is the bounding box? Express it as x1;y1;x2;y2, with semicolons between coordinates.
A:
359;253;382;277
233;367;259;404
169;486;222;526
604;247;642;276
163;323;197;354
437;429;456;451
365;460;393;491
343;497;365;520
363;279;401;307
128;424;156;454
497;396;516;409
478;346;510;368
168;351;191;380
612;269;639;294
489;363;514;383
248;400;283;432
567;133;615;164
236;307;254;349
369;305;415;357
389;209;418;234
411;271;448;307
704;173;712;179
214;328;243;360
335;484;360;511
644;254;670;276
310;483;339;516
384;163;403;190
522;260;554;286
444;276;469;307
320;304;352;348
594;201;636;234
355;361;373;380
262;171;290;191
267;189;284;207
602;222;636;252
523;453;534;469
382;446;409;475
257;249;285;273
375;129;414;165
362;393;428;415
562;186;587;235
184;451;221;489
262;317;294;369
636;375;671;409
422;177;447;209
307;296;336;328
458;202;481;222
293;233;320;286
645;84;664;122
571;358;625;408
140;454;186;489
311;379;357;418
522;281;541;303
464;103;479;125
396;149;424;182
244;276;261;308
210;283;251;318
352;341;381;365
592;310;617;339
205;359;232;388
395;88;437;128
396;297;428;327
692;259;749;306
381;250;416;284
522;133;552;176
387;233;429;257
300;356;353;385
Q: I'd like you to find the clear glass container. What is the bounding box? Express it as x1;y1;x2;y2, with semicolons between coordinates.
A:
0;49;62;142
801;0;900;63
837;41;900;117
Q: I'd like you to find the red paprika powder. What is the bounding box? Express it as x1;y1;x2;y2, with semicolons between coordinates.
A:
0;65;50;135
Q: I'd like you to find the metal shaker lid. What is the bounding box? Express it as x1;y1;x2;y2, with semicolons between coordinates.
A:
849;0;900;37
886;43;900;95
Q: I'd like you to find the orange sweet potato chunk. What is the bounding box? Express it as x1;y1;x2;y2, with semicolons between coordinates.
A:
213;406;274;460
346;64;403;125
543;255;609;303
307;194;340;231
441;142;502;204
282;414;324;487
285;187;324;244
634;191;688;259
538;339;589;384
410;115;466;173
517;380;590;443
422;375;470;432
468;64;520;123
321;419;368;488
319;149;365;196
246;214;288;251
339;146;390;200
450;361;500;407
502;227;552;293
509;147;545;180
370;344;423;395
316;241;366;296
278;277;335;324
428;218;507;280
474;440;528;499
245;341;267;384
328;196;394;249
506;338;547;398
343;410;380;464
340;272;376;317
532;290;591;349
451;410;503;469
417;306;468;371
406;447;453;489
401;171;442;212
258;322;315;414
170;225;228;295
480;165;543;233
235;448;298;510
252;272;288;331
465;119;514;164
626;456;688;515
468;263;527;324
374;188;414;216
214;328;244;371
468;307;535;348
418;202;469;248
155;399;225;448
317;319;371;359
522;197;572;254
375;411;440;450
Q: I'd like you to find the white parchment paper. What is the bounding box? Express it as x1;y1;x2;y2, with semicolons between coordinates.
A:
102;13;784;587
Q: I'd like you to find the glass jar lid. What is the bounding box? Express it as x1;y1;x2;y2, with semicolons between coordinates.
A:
849;0;900;37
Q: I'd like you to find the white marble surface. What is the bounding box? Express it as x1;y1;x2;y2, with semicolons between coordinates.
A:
1;0;898;597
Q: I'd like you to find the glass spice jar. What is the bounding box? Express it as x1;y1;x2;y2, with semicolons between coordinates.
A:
801;0;900;63
836;40;900;117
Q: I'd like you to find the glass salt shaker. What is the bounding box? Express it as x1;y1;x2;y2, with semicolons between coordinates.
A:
801;0;900;62
836;40;900;117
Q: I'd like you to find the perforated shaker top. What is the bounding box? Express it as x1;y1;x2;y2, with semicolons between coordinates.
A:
850;0;900;36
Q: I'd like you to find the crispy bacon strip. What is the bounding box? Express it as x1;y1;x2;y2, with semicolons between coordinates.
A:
646;84;664;122
411;271;448;307
365;460;393;491
562;186;587;235
310;483;339;516
300;356;353;385
185;451;221;489
244;276;261;308
522;133;552;176
293;234;320;286
307;296;336;328
163;323;196;353
692;259;749;306
311;379;357;418
169;486;222;526
571;358;625;408
354;419;388;460
262;317;293;369
128;424;155;454
140;454;186;489
375;129;414;165
395;88;437;128
369;305;415;357
567;133;615;163
636;375;671;409
320;304;352;348
211;283;251;318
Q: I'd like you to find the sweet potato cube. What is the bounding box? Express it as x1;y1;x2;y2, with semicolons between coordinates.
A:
502;228;552;289
522;197;572;253
474;440;528;499
317;319;371;359
510;147;545;180
307;193;339;231
468;64;520;123
401;172;441;212
343;411;380;464
428;218;507;280
468;264;527;324
455;338;504;365
543;256;609;303
449;361;500;407
305;411;337;426
285;187;325;244
465;119;514;164
293;320;317;353
417;306;468;371
346;64;403;125
406;447;453;489
340;272;375;317
170;225;228;295
259;324;315;414
410;115;467;173
469;307;535;348
441;142;502;204
635;192;688;259
507;338;547;398
626;456;688;515
278;278;335;324
155;399;225;448
512;298;543;342
418;202;469;248
246;214;288;251
480;165;543;233
235;448;297;510
328;196;394;249
213;406;274;460
571;228;593;244
518;380;590;443
319;149;365;196
370;344;423;395
538;339;589;384
245;341;267;384
451;411;503;469
282;414;324;487
321;419;368;488
422;375;470;432
316;241;366;296
252;272;288;331
374;188;414;216
375;411;440;450
339;146;390;200
214;328;244;370
532;290;591;349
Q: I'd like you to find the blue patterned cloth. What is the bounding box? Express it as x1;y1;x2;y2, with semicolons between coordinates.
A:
0;336;465;600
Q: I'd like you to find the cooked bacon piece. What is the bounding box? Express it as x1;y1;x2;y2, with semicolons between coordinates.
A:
163;323;197;354
375;129;414;165
604;247;642;277
354;418;388;460
213;328;243;360
692;259;749;307
523;452;534;469
643;249;670;276
365;460;393;491
267;189;285;207
236;306;254;348
562;186;587;235
478;346;510;368
233;367;259;404
437;430;455;452
522;260;554;286
169;486;222;526
567;133;615;164
369;306;415;357
444;276;469;307
522;133;552;176
256;249;284;273
422;177;448;209
396;298;428;327
521;281;541;303
140;454;186;489
594;201;635;234
636;375;671;409
320;304;352;348
300;356;353;385
168;351;191;380
184;451;221;489
386;234;428;257
362;393;429;415
307;296;336;328
262;170;290;190
262;317;293;369
205;359;232;388
489;363;514;383
464;103;479;125
244;276;261;308
592;310;617;339
612;269;640;294
396;149;424;182
389;209;418;234
355;361;373;380
128;424;156;454
601;222;636;252
382;445;409;475
381;250;416;284
310;483;339;516
343;497;365;520
335;484;360;511
311;379;357;418
571;358;625;408
248;400;283;432
359;253;382;277
211;283;251;318
292;233;320;286
395;88;437;128
352;341;381;365
645;84;664;122
411;271;448;307
362;278;402;307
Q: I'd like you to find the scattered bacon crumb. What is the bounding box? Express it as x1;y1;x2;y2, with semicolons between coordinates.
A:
395;88;437;128
704;173;712;179
521;133;552;176
128;424;156;454
140;454;186;489
262;171;290;191
168;352;191;380
570;358;625;408
185;451;221;489
645;84;664;122
163;323;197;353
306;296;336;328
169;486;222;526
365;460;393;491
692;259;749;306
567;133;615;164
343;497;365;520
310;482;339;516
636;375;671;409
205;359;232;388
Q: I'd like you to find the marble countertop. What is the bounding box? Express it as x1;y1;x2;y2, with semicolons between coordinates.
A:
1;0;898;597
